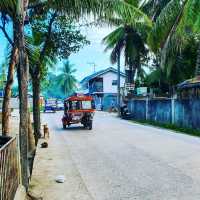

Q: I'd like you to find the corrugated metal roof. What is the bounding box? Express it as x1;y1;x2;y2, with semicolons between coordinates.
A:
177;76;200;89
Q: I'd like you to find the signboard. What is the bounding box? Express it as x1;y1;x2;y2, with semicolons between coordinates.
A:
136;87;148;96
125;83;135;90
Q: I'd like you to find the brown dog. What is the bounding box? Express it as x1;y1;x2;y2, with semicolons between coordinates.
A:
43;124;50;139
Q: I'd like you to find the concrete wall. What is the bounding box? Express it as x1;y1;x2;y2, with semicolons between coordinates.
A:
128;98;200;130
148;99;172;124
174;99;200;129
100;72;125;93
102;93;117;111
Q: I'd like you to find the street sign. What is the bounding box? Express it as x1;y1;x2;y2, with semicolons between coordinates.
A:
136;87;148;96
125;83;135;90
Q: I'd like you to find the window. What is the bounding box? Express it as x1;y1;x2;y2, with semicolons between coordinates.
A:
112;80;117;86
69;101;81;110
82;101;92;109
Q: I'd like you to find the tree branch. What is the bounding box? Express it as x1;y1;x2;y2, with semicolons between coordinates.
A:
39;12;57;62
31;11;57;78
0;25;14;46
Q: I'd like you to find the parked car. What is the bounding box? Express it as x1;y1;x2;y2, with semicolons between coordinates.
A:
44;98;57;112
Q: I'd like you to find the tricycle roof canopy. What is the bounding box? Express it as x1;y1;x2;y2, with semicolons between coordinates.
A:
65;93;93;101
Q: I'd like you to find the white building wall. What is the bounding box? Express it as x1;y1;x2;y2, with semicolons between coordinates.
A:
100;72;125;94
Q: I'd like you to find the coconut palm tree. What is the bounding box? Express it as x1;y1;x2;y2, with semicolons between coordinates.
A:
148;0;200;77
57;61;77;97
103;0;152;86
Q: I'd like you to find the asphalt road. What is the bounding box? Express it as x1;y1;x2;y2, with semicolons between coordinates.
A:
43;111;200;200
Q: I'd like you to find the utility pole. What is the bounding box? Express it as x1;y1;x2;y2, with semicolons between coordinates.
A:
117;52;121;116
87;62;97;73
17;0;29;190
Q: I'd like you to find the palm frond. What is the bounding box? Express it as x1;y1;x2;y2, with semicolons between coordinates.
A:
148;0;183;52
103;27;125;51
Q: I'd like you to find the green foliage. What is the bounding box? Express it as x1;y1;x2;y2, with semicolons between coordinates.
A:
130;119;200;138
28;9;90;81
142;0;171;21
51;0;152;27
148;0;200;74
30;11;90;60
41;60;77;98
103;0;151;83
148;0;182;52
144;38;197;95
57;60;77;96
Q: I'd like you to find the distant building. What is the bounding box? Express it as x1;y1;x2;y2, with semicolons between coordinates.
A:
80;67;125;110
177;76;200;99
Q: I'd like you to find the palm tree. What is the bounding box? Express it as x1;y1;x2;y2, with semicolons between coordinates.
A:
103;1;152;87
57;61;77;97
148;0;200;77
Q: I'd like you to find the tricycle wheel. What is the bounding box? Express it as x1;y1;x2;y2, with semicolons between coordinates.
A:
88;121;93;130
63;124;67;129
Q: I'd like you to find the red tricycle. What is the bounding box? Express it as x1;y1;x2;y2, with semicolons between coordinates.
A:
62;94;95;130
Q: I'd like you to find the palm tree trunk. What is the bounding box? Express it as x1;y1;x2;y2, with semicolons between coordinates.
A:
28;111;36;176
32;77;41;143
16;0;29;188
195;42;200;76
17;53;29;190
117;52;121;116
65;85;67;96
2;47;18;135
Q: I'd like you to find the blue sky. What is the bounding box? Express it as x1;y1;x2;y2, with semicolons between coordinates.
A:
69;25;115;81
0;24;118;81
0;32;9;64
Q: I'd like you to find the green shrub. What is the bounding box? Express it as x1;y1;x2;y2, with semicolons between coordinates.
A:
130;119;200;137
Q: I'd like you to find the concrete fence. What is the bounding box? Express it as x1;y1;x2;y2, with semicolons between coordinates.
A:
128;98;200;130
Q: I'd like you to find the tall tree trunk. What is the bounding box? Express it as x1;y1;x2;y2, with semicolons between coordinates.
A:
32;78;41;143
195;42;200;76
30;12;57;144
117;52;121;116
16;0;29;188
2;47;18;135
18;52;29;190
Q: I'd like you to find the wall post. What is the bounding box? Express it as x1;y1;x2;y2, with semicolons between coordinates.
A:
171;98;175;124
146;97;149;120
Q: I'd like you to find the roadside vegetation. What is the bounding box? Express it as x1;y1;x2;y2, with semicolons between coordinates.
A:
0;0;200;194
42;60;78;98
130;119;200;138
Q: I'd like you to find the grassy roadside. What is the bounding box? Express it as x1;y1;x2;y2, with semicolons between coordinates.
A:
129;119;200;138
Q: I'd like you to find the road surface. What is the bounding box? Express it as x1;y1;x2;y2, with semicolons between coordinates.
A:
34;111;200;200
